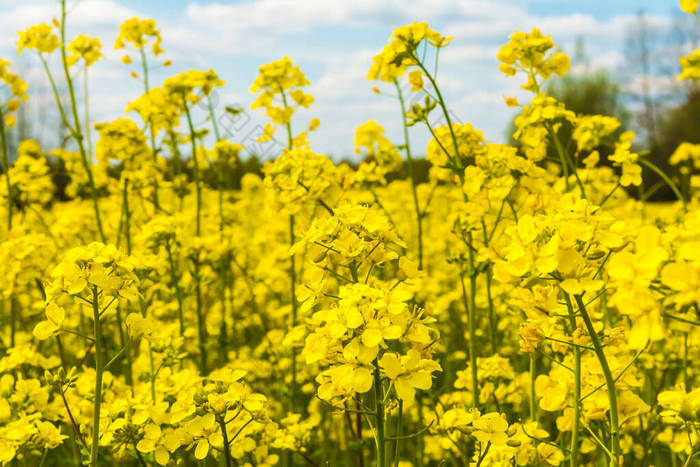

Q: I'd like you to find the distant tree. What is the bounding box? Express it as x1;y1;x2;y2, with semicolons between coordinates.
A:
547;69;632;126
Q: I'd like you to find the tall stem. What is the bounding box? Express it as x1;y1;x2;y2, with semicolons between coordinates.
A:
219;419;233;467
122;178;131;253
165;242;185;337
563;294;581;466
91;287;104;467
289;214;298;411
0;107;12;233
208;96;230;361
574;294;620;465
414;56;482;407
529;353;536;422
140;299;157;403
60;0;105;242
83;67;92;160
393;80;423;269
183;103;201;236
467;240;479;406
139;46;160;210
374;364;386;467
183;102;207;373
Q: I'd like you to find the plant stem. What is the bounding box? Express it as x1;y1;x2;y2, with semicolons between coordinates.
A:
639;158;687;211
485;262;496;354
289;214;298;412
468;249;479;407
90;287;104;467
574;294;620;465
219;419;233;467
529;353;536;422
140;298;157;403
83;67;92;160
393;401;403;467
683;332;688;388
60;0;105;242
165;241;185;337
563;294;581;466
374;364;386;467
393;80;423;269
415;55;481;407
183;102;207;374
183;102;201;236
0;107;12;233
208;95;230;362
122;178;131;253
139;45;160;210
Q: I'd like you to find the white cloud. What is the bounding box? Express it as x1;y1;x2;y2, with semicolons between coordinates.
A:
0;0;680;158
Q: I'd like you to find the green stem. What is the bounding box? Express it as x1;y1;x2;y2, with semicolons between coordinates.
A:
393;80;422;269
183;102;206;374
414;54;481;408
413;57;462;171
374;363;386;467
289;214;298;411
485;262;496;354
193;253;207;374
122;178;131;254
9;299;16;348
393;401;403;467
547;124;585;197
90;287;103;467
60;0;105;242
219;419;233;467
140;299;157;403
168;129;184;210
0;107;12;233
574;294;620;465
468;236;479;407
460;269;479;407
639;158;686;211
208;95;221;141
529;352;536;422
165;242;185;337
683;332;688;388
563;294;581;466
278;86;293;149
83;67;92;160
183;102;201;236
115;304;133;390
139;46;160;210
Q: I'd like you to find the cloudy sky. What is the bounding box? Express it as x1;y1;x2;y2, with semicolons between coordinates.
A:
0;0;692;160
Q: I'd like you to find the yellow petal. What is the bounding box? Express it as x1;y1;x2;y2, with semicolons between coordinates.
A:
33;321;59;340
194;438;209;460
559;279;582;296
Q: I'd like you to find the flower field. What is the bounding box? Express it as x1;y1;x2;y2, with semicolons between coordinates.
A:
3;1;700;466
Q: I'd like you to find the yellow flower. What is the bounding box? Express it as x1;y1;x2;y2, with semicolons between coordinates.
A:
408;69;423;91
67;34;103;67
32;303;65;340
379;350;440;406
472;412;509;446
17;24;60;55
681;0;699;14
114;18;165;56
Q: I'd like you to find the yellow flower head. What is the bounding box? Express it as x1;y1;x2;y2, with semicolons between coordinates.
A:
0;58;29;103
17;23;60;55
114;17;165;56
498;27;570;92
67;34;103;67
367;22;452;82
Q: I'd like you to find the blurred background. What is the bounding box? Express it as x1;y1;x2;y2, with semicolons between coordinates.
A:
1;0;698;199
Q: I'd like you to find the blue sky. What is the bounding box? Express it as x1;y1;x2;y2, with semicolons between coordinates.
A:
0;0;691;160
